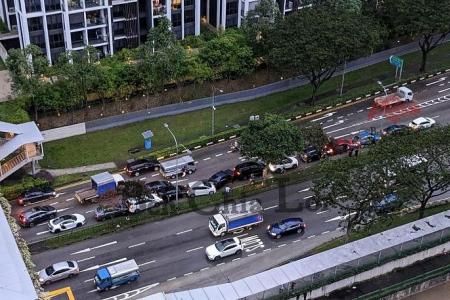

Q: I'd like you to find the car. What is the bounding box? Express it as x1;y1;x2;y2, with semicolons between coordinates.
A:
353;130;381;146
269;156;298;173
205;237;243;261
233;161;265;180
374;193;402;214
126;194;163;213
94;203;128;221
408;117;436;130
16;186;56;206
157;185;188;202
382;124;410;136
187;180;216;197
48;214;86;233
125;158;160;177
145;180;172;193
18;205;57;227
208;169;233;189
267;218;306;239
38;261;79;285
301;146;320;163
322;138;354;157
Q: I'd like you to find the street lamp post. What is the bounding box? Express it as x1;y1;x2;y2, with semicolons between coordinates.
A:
211;86;223;136
377;81;388;129
163;123;179;211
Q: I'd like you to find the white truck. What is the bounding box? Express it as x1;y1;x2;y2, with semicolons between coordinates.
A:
209;200;263;237
374;87;413;108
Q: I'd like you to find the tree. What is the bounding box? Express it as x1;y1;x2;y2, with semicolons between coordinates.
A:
379;0;450;72
6;45;48;121
120;181;148;199
239;114;304;166
268;5;380;104
300;123;328;149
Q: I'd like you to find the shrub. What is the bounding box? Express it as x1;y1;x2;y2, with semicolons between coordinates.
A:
0;101;30;124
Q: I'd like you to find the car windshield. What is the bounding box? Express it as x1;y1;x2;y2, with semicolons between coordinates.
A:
67;261;74;268
215;240;232;251
278;221;289;230
45;265;55;276
209;216;219;230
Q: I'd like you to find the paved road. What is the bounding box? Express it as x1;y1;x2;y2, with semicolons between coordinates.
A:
406;281;450;300
23;73;450;298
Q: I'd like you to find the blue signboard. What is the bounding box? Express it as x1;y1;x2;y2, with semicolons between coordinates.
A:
389;55;403;68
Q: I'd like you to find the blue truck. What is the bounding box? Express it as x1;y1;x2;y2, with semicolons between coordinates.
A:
94;259;140;292
75;172;125;204
209;200;263;236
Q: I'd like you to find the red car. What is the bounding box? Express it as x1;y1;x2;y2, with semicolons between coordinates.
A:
322;138;358;157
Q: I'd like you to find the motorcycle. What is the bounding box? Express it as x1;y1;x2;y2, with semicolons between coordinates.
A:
230;140;240;153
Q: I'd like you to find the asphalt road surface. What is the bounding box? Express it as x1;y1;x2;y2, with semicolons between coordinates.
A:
23;73;450;298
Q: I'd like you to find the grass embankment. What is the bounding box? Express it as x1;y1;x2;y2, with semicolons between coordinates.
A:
41;42;450;169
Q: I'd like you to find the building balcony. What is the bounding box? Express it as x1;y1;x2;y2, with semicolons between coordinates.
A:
72;40;86;48
0;144;43;182
87;18;106;27
85;0;106;8
70;22;85;30
89;38;108;46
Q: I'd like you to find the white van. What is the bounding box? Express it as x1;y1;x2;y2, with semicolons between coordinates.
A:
160;155;196;179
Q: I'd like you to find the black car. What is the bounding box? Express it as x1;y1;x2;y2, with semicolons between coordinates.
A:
18;205;56;227
157;185;188;202
301;146;320;163
233;161;265;180
145;180;172;193
126;158;160;177
382;124;409;136
16;186;56;206
208;169;233;189
267;218;306;239
94;204;128;221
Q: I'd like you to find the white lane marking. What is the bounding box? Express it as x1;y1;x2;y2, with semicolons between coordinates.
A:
337;116;344;119
217;263;225;266
167;277;177;281
325;212;357;223
85;210;94;214
303;195;314;199
49;202;59;206
102;283;160;300
203;157;211;161
293;239;302;243
264;205;278;210
347;113;354;116
71;241;118;255
56;208;70;213
227;150;233;153
152;174;159;177
65;197;74;202
36;230;50;236
357;109;364;113
81;257;127;272
176;229;193;235
200;267;210;271
307;235;316;239
138;260;155;267
215;153;223;157
84;278;94;283
128;242;146;248
170;179;188;184
322;120;344;129
232;258;241;262
238;156;245;159
247;253;256;257
87;289;97;294
186;246;204;253
298;188;311;193
235;233;249;238
139;177;147;181
366;107;372;110
426;77;446;86
316;210;329;215
55;192;66;198
278;244;287;248
263;248;271;252
310;112;336;122
440;83;445;86
36;222;47;227
77;256;95;263
431;115;440;119
322;231;330;235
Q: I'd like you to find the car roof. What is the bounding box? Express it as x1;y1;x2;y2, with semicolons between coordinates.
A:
413;117;429;123
52;261;71;270
281;217;303;224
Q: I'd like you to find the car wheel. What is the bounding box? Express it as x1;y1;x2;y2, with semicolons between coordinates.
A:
189;193;195;198
298;228;305;235
54;229;61;233
154;166;159;171
171;175;176;179
51;213;57;218
236;249;242;255
208;191;214;195
187;169;193;175
135;172;140;177
76;223;82;228
292;164;298;169
29;222;35;227
213;256;219;261
68;273;76;278
220;232;226;237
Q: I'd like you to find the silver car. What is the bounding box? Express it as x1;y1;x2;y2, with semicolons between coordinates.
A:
38;261;79;285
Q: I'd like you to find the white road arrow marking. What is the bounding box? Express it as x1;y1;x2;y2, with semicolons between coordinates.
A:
325;212;357;223
71;241;118;255
81;257;127;272
311;112;336;122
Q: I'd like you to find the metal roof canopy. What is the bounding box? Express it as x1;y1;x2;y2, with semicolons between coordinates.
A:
144;209;450;300
0;121;43;161
91;172;114;185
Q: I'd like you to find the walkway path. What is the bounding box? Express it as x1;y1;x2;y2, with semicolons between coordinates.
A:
45;162;117;176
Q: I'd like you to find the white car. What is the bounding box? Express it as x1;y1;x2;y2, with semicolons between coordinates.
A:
205;237;243;261
408;117;436;130
126;193;163;213
187;180;216;197
38;261;79;285
269;156;299;173
48;214;86;233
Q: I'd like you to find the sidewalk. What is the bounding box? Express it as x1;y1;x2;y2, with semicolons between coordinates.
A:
45;162;117;176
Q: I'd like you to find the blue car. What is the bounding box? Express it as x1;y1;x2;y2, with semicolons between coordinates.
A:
353;130;381;146
374;193;401;214
267;218;306;239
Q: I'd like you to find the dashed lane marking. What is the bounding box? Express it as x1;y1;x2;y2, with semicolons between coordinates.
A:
56;208;70;213
77;256;95;263
203;157;211;161
217;263;225;267
264;205;278;210
186;246;204;253
65;197;74;202
278;244;287;248
316;210;329;215
176;229;193;235
322;231;330;235
263;248;271;252
71;241;118;255
247;253;256;257
49;202;58;206
36;230;50;236
200;267;209;271
215;153;223;157
232;258;241;262
307;235;316;239
167;277;177;281
152;174;159;177
138;260;155;267
85;210;94;214
81;257;127;272
298;188;311;193
293;239;302;243
128;242;146;248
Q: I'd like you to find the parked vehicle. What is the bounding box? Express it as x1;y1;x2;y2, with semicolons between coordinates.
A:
38;261;79;285
125;158;160;177
408;117;436;130
382;124;410;136
160;155;196;179
373;193;401;214
353;129;381;146
75;172;125;204
205;237;243;261
16;187;56;206
374;87;413;108
322;138;354;157
187;180;216;197
267;218;306;239
157;185;188;202
18;205;56;227
126;194;163;213
94;204;128;221
94;259;139;292
269;156;298;173
145;180;172;193
208;169;233;189
48;214;86;233
233;161;265;180
209;200;263;236
301;146;320;163
230;140;241;152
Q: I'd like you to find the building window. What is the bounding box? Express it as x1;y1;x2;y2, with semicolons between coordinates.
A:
172;13;182;27
185;0;194;6
227;1;238;15
28;17;43;32
184;9;194;23
47;14;62;30
49;33;64;48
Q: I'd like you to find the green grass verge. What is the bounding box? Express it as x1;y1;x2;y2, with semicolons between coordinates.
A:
40;42;450;169
0;58;5;71
52;169;116;188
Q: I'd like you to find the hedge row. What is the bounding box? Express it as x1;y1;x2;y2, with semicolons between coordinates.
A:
0;176;49;200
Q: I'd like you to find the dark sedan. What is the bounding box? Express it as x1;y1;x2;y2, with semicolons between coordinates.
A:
382;124;409;136
18;205;57;227
208;169;233;189
145;180;172;193
16;186;56;206
157;185;188;202
94;204;128;221
301;146;320;163
267;218;306;239
125;158;160;177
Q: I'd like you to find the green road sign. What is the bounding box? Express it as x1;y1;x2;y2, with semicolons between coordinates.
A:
389;55;404;68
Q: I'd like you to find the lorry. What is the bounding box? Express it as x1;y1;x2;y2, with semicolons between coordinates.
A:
159;155;196;179
209;200;263;237
94;259;139;292
373;87;413;108
75;172;125;204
